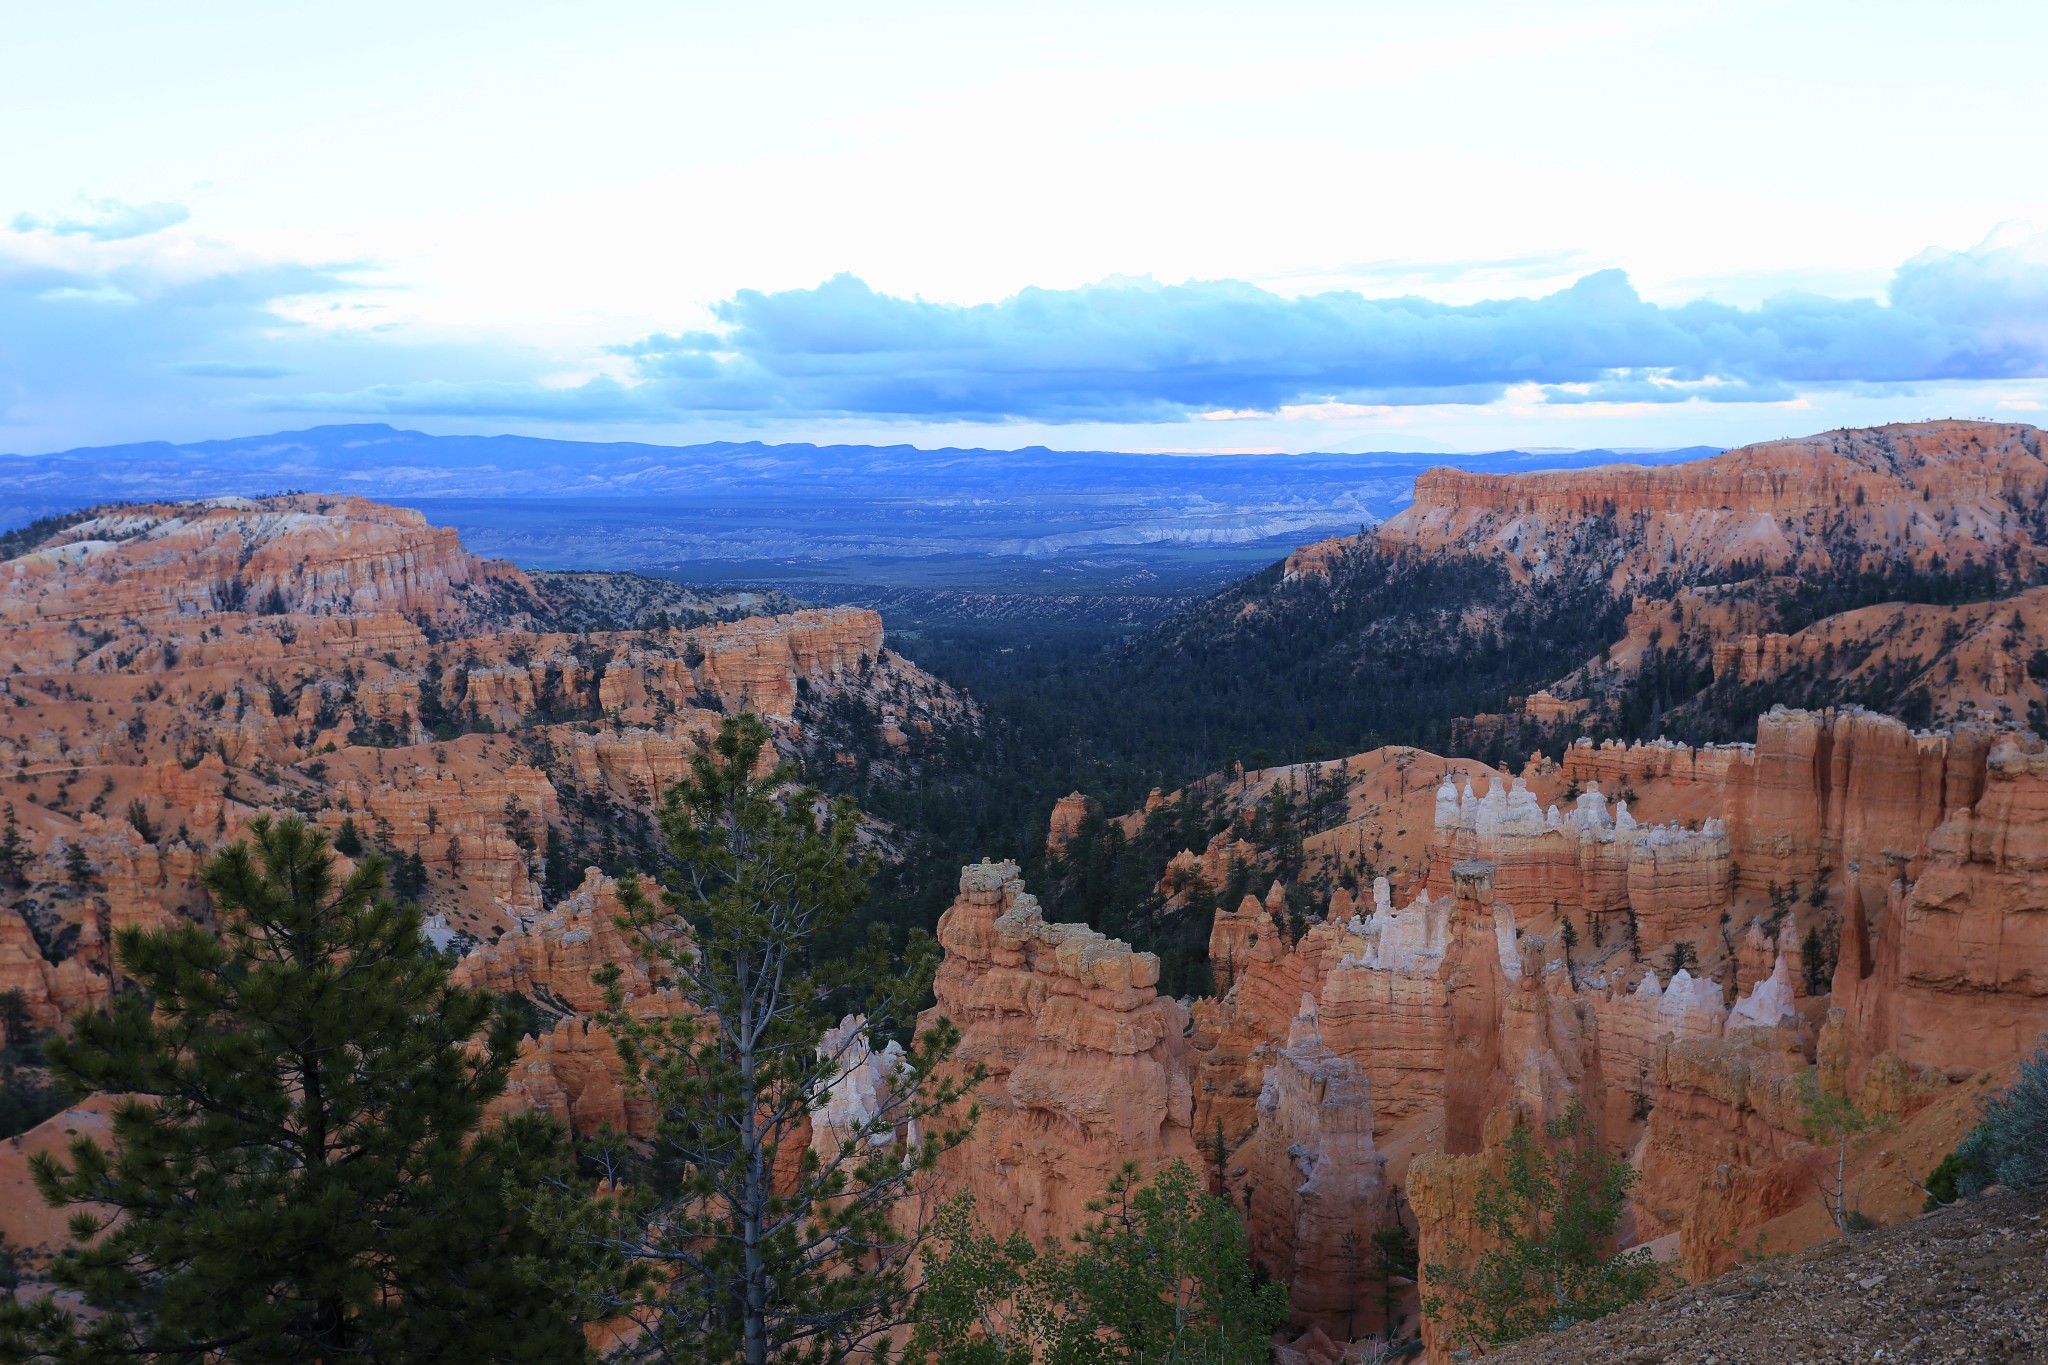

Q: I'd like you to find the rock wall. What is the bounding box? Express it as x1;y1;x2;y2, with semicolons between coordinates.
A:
1372;421;2048;588
1194;877;1454;1147
1426;771;1730;944
1244;995;1392;1338
922;862;1196;1247
1831;732;2048;1088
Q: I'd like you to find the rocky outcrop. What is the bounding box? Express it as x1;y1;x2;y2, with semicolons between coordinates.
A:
810;1013;916;1164
453;868;645;1016
1046;791;1091;856
1831;731;2048;1089
1426;772;1730;942
1192;878;1456;1148
0;494;969;1031
1245;995;1392;1338
1;496;538;644
1374;421;2048;589
922;861;1195;1248
1636;1025;1810;1240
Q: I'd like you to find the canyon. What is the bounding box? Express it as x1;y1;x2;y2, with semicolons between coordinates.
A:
3;421;2045;1362
965;701;2034;1360
0;495;967;1138
958;422;2048;1359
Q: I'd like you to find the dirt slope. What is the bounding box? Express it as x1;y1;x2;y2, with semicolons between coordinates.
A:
1489;1186;2047;1364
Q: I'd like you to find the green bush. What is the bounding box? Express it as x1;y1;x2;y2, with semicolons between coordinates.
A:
1952;1041;2048;1197
1924;1150;1967;1210
1423;1102;1670;1353
907;1160;1287;1365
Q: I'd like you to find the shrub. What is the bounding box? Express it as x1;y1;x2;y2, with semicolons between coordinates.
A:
1952;1041;2048;1197
1924;1150;1967;1210
1423;1102;1670;1352
907;1160;1286;1365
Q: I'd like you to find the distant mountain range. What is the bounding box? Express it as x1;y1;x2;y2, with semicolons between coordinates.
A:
0;424;1720;582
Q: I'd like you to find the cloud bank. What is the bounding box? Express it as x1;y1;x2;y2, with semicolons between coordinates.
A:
5;215;2048;453
605;236;2048;421
266;229;2048;426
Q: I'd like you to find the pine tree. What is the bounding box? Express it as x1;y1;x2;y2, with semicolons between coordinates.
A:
1368;1218;1420;1342
1423;1102;1668;1352
0;814;589;1363
906;1160;1287;1365
0;803;24;887
546;714;976;1365
62;842;92;889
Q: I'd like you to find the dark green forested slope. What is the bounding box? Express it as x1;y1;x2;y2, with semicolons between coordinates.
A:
797;541;1635;977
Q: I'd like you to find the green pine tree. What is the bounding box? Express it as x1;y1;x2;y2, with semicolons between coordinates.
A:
906;1160;1287;1365
1422;1101;1669;1353
544;714;977;1365
0;814;590;1363
0;803;24;887
1051;1160;1288;1365
1368;1218;1419;1341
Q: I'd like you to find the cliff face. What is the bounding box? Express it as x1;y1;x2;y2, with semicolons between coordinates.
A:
1369;421;2048;589
0;495;969;1039
921;862;1196;1248
1023;693;2047;1356
1245;995;1391;1339
2;496;539;642
1831;731;2048;1087
1277;421;2048;736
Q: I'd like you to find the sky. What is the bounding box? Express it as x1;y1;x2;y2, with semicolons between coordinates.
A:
4;0;2047;457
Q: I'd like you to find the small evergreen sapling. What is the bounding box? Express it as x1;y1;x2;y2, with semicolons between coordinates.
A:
1422;1102;1668;1352
906;1160;1287;1365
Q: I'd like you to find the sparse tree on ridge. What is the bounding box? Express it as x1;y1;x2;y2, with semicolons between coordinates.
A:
541;713;977;1365
1795;1070;1893;1232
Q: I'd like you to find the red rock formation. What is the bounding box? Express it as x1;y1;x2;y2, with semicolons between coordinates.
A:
1637;1025;1810;1240
453;868;648;1016
1440;862;1510;1156
1193;877;1456;1150
0;496;536;645
1831;731;2048;1088
922;861;1196;1247
1245;994;1392;1338
1374;421;2048;589
0;494;968;1032
1045;791;1091;857
1209;891;1286;993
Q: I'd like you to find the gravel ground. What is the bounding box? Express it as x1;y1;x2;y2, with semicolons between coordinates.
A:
1487;1186;2048;1364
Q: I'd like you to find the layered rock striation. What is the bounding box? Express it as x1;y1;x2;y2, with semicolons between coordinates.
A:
922;861;1196;1248
0;494;968;1036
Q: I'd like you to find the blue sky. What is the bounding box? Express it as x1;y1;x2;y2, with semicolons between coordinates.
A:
4;0;2047;455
